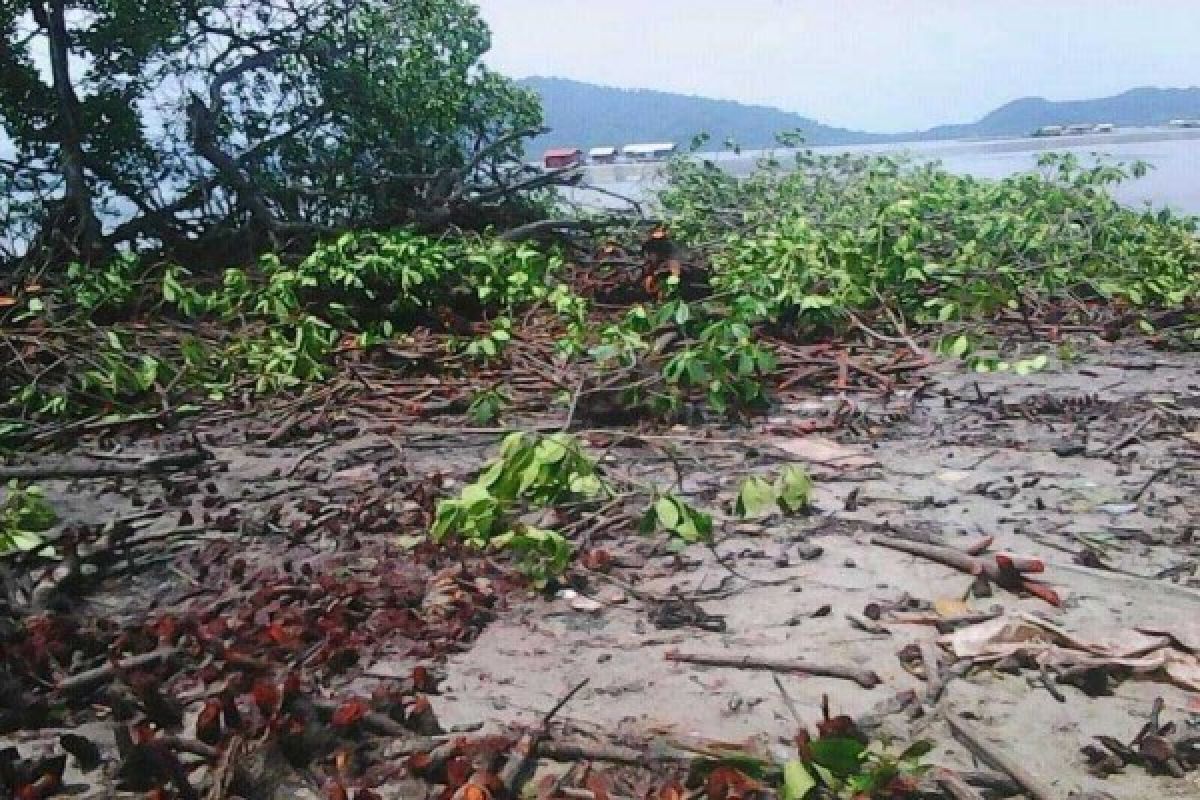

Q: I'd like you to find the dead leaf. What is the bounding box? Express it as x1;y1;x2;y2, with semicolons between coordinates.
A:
934;598;971;618
765;436;878;470
332;699;370;727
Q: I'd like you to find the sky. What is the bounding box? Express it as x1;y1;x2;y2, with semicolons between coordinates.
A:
473;0;1200;133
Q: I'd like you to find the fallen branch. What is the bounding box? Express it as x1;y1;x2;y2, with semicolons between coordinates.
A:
500;679;590;798
919;640;946;705
0;449;208;480
665;651;881;689
934;768;984;800
539;741;689;767
1101;409;1158;456
870;536;1062;606
58;647;179;695
947;714;1057;800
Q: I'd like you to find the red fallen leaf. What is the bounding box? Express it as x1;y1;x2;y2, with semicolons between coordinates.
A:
196;663;221;685
411;665;434;692
816;713;862;741
197;617;228;642
282;672;302;704
354;790;382;800
706;767;759;800
327;782;350;800
132;723;157;745
220;691;244;730
196;700;222;746
445;756;471;788
580;549;612;572
407;752;433;774
585;774;611;800
151;616;179;644
816;694;866;744
331;700;370;728
794;728;814;762
15;771;61;800
252;680;280;715
266;621;301;648
885;774;921;798
453;783;491;800
145;790;170;800
656;779;685;800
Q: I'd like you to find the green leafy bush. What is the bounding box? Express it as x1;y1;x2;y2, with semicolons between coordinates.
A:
429;433;605;584
1;482;57;555
662;151;1200;335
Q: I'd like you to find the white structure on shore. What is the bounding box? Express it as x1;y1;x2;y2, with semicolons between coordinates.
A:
622;142;677;161
588;146;618;164
1032;123;1115;137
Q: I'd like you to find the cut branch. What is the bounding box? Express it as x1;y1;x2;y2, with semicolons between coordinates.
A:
665;651;881;688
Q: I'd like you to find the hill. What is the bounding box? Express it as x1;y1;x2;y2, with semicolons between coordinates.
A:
519;78;1200;151
918;86;1200;140
518;76;887;150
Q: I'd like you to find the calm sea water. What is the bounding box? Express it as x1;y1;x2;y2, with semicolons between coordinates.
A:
574;129;1200;216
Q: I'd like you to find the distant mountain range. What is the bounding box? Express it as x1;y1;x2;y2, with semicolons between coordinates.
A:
519;77;1200;151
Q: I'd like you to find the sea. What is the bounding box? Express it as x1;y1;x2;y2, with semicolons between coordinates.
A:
570;128;1200;216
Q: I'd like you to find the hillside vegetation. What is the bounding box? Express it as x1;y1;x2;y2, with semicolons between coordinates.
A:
523;77;1200;149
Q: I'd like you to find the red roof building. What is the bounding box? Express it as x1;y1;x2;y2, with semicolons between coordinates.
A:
543;148;583;169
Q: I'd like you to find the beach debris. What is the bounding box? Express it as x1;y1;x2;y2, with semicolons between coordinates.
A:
764;436;878;470
664;651;882;689
941;612;1200;692
870;535;1066;606
1082;697;1200;778
947;714;1058;800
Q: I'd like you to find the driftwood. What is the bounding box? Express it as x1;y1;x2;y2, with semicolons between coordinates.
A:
947;714;1057;800
380;735;690;767
499;679;590;798
934;769;985;800
919;640;946;704
870;536;1062;606
58;647;179;694
665;651;881;689
0;449;208;480
870;536;983;575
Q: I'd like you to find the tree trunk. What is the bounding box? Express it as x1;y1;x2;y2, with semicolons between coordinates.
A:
37;0;103;261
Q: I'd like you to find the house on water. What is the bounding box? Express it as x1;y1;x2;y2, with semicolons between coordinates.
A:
543;148;583;169
622;142;677;162
588;146;619;165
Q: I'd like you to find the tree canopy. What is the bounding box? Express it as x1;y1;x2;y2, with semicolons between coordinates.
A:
0;0;550;272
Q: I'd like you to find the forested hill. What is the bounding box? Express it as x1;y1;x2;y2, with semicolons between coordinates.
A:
518;76;886;150
918;87;1200;139
521;77;1200;149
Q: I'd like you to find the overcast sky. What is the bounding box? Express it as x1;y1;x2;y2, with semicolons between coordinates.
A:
473;0;1200;133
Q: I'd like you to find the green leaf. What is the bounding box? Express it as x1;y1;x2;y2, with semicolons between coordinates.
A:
780;759;817;800
654;496;680;529
735;475;777;519
899;739;934;761
808;738;866;778
569;474;602;497
775;465;812;513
